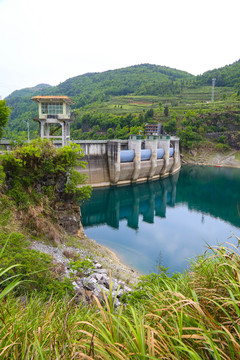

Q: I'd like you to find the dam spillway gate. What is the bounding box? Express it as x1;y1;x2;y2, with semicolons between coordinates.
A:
74;135;181;187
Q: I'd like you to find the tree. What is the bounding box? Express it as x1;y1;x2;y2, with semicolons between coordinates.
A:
177;126;202;149
164;106;169;117
0;100;10;139
107;128;114;139
164;119;177;134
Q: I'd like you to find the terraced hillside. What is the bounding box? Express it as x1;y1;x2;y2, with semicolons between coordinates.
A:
3;61;240;148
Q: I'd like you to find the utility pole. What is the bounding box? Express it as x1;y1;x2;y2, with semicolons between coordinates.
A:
212;78;216;102
26;119;30;143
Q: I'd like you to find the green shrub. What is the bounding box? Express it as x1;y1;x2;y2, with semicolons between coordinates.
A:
217;134;227;143
216;143;230;152
0;165;5;189
1;139;91;208
69;257;94;275
0;232;74;298
178;126;202;149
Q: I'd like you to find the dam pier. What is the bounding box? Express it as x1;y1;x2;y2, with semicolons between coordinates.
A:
74;135;181;187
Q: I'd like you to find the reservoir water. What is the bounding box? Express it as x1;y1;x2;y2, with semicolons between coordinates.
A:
81;165;240;275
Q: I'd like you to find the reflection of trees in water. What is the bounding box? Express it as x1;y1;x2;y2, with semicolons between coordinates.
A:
82;165;240;230
176;166;240;228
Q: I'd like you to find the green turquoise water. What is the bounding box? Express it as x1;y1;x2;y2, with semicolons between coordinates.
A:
81;165;240;274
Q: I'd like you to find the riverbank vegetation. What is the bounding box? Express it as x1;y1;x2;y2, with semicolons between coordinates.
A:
1;139;91;209
0;235;239;359
0;139;92;299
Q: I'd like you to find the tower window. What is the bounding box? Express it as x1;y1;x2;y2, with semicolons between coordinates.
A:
41;103;63;115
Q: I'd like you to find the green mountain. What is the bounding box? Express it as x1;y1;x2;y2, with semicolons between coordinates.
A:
4;64;193;137
195;59;240;88
3;61;240;143
6;83;52;99
45;64;194;107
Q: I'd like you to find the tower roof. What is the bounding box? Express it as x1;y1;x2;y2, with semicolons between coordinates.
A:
32;96;75;105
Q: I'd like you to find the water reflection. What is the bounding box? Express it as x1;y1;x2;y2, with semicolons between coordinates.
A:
176;165;240;228
82;166;240;230
82;173;178;230
81;165;240;274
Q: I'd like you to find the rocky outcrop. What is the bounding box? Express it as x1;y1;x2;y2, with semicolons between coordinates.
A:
54;202;81;235
30;240;139;306
73;264;132;307
181;148;240;168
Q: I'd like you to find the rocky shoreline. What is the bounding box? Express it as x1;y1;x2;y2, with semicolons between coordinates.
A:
30;236;140;306
181;149;240;168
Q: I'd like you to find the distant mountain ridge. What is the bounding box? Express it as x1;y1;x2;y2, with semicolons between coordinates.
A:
195;59;240;87
6;64;193;101
6;60;240;103
6;83;52;100
4;60;240;139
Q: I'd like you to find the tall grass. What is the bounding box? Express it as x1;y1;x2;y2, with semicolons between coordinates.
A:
0;242;239;359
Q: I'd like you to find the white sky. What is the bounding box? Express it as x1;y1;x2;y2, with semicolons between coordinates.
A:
0;0;239;99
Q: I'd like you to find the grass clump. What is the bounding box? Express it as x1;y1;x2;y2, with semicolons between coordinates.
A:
0;232;74;299
0;242;239;359
69;257;94;276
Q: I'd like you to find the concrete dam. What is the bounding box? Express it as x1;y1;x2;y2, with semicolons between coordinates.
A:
0;135;181;187
74;135;181;187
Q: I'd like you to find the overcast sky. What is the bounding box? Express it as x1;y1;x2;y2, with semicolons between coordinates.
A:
0;0;239;99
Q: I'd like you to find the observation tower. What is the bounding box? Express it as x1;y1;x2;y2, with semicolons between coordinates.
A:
32;95;75;146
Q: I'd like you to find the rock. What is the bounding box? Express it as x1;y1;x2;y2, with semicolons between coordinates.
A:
94;262;102;269
112;282;120;291
94;273;104;282
95;269;108;275
117;289;124;298
102;276;110;289
29;236;139;308
123;285;132;293
85;277;97;291
114;298;121;307
54;202;81;235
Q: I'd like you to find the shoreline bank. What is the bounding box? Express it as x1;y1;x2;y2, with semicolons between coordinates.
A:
181;148;240;168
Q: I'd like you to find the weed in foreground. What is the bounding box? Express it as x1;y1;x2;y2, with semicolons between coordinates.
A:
0;242;239;359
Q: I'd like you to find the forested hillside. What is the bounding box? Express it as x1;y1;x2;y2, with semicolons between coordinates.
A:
195;59;240;88
4;61;240;149
4;63;193;139
47;64;193;105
